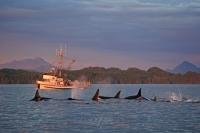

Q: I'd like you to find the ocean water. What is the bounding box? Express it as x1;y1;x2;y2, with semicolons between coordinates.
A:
0;84;200;133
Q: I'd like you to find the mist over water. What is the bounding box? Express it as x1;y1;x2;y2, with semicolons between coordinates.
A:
70;89;83;99
0;84;200;133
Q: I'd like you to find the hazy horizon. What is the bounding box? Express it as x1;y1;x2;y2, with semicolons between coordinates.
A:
0;56;199;71
0;0;200;70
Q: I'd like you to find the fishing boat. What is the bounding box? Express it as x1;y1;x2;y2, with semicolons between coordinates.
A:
36;48;90;89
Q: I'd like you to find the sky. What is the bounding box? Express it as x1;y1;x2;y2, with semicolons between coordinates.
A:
0;0;200;70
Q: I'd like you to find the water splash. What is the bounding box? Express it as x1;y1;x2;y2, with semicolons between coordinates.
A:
73;80;91;89
70;89;83;99
71;89;77;99
185;97;200;103
169;92;183;102
167;91;200;103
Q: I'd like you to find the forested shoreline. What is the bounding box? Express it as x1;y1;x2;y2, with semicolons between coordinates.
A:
0;67;200;84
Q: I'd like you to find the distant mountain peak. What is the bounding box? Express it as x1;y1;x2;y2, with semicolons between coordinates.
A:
0;57;53;72
181;61;196;66
172;61;200;74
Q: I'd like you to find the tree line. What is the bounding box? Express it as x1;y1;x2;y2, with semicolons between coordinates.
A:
0;69;41;84
0;67;200;84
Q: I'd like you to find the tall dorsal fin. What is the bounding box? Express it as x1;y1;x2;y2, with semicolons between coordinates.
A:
92;89;99;101
31;89;41;101
136;88;141;97
34;89;41;99
37;84;40;89
114;90;121;98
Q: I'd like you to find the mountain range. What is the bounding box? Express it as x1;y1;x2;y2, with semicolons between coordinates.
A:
0;57;52;72
0;58;199;74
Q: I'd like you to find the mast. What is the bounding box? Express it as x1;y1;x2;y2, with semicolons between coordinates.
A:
56;47;65;77
55;45;75;78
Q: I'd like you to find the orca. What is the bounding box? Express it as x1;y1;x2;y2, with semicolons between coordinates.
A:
150;96;169;102
99;90;121;99
92;89;100;101
67;98;83;101
150;96;171;102
67;98;78;100
125;88;149;100
31;89;51;101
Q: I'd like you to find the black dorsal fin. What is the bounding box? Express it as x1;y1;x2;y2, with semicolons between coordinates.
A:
31;89;41;101
34;89;41;99
137;88;141;97
92;89;99;101
114;90;121;98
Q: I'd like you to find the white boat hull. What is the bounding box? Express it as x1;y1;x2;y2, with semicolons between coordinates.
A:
38;84;77;90
36;79;90;90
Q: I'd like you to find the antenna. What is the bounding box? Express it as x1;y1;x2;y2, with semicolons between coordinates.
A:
55;46;65;77
65;42;69;60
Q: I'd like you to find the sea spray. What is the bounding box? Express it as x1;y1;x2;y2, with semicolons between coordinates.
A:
169;92;183;102
70;89;83;99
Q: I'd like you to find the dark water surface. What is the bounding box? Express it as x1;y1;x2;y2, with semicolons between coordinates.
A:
0;84;200;133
